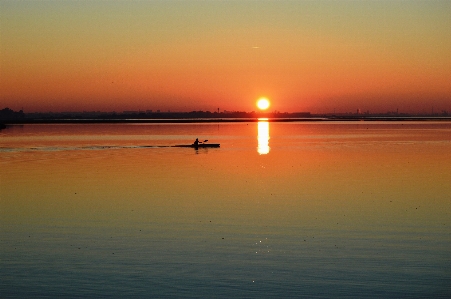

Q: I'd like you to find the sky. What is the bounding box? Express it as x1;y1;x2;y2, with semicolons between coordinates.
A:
1;0;450;114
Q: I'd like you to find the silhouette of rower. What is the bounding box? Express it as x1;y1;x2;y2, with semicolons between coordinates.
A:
193;138;199;146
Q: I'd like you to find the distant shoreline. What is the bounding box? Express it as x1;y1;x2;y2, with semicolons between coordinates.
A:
2;107;450;125
2;116;451;125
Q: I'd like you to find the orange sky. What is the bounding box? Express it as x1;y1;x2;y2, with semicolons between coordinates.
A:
1;1;450;113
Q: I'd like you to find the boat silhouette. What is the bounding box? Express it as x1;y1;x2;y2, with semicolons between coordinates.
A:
173;143;220;148
173;139;219;148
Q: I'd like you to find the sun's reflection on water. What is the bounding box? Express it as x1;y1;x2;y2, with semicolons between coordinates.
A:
257;119;270;155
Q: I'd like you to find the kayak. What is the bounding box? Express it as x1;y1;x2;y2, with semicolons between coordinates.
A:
173;144;220;148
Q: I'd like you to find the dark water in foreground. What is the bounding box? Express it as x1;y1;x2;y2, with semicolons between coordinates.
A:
1;122;450;298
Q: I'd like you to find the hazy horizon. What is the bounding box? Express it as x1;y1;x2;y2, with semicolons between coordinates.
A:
3;106;450;116
1;0;450;114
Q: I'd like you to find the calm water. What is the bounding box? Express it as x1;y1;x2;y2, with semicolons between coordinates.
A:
1;121;450;298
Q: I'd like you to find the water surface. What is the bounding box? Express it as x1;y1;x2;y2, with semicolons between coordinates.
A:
1;121;450;298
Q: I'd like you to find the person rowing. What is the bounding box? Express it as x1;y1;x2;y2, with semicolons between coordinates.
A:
193;138;209;146
173;139;219;148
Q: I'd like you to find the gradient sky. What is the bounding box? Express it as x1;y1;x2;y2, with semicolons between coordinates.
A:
1;0;450;113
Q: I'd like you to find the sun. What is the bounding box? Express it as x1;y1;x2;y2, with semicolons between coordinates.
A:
257;98;270;110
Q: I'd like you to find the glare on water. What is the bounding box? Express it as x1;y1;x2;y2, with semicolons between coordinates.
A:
257;119;270;155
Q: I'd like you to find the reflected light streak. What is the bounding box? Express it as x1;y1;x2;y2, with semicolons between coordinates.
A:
257;119;270;155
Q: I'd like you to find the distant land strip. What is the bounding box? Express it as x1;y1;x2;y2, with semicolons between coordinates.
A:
3;117;451;126
1;108;450;125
